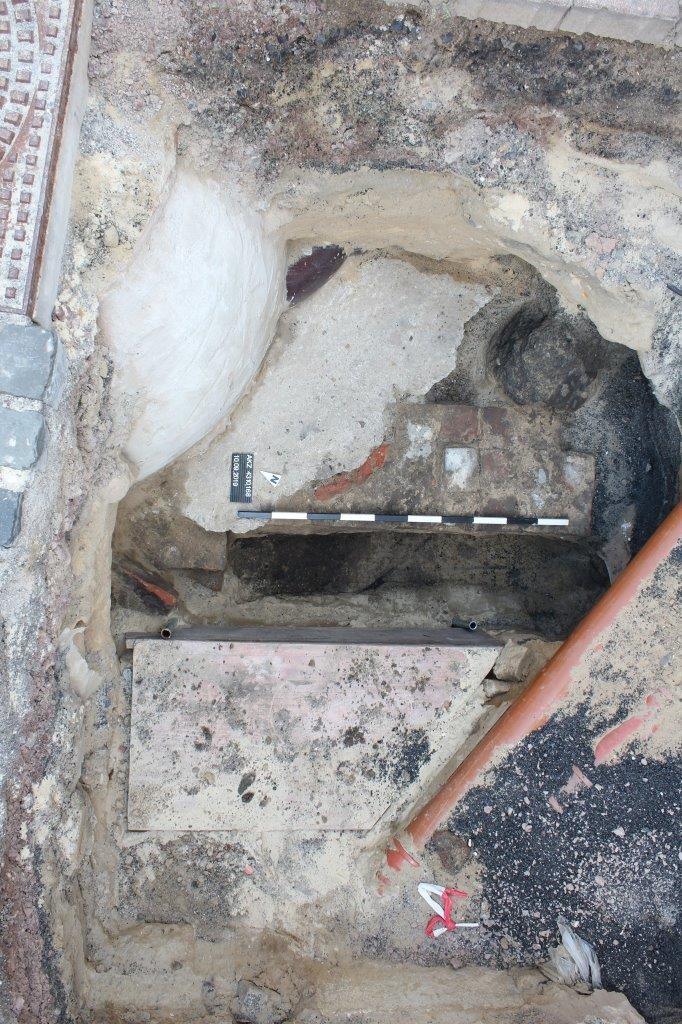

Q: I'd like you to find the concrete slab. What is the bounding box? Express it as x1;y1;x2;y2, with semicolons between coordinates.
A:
128;633;500;832
443;0;680;46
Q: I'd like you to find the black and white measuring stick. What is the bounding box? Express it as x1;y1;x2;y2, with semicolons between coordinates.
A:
237;510;569;527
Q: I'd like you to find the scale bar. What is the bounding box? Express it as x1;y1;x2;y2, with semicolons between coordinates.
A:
238;511;569;527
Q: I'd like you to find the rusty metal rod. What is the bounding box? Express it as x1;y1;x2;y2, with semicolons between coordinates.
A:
381;501;682;878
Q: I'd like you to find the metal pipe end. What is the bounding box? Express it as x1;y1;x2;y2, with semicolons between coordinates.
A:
160;627;172;639
451;617;478;632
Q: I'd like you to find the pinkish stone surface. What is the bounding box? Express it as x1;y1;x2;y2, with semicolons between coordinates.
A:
128;633;500;832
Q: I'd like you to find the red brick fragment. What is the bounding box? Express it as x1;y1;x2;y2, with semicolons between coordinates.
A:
314;442;390;501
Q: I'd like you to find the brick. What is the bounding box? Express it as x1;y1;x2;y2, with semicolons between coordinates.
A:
0;405;44;469
0;322;55;398
440;405;480;443
0;486;21;546
481;406;516;446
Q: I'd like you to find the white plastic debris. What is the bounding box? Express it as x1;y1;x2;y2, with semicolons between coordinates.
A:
541;915;602;990
558;916;602;988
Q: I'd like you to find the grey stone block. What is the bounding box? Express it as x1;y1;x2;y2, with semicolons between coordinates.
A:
0;323;56;400
0;489;22;547
0;406;45;469
230;980;291;1024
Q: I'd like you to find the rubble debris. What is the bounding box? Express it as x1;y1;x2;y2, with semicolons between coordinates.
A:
59;627;104;701
483;677;512;698
492;308;606;412
103;224;120;248
492;640;528;681
426;831;472;875
493;638;562;684
561;765;593;795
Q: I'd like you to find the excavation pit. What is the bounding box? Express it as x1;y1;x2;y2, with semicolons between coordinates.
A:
2;5;680;1022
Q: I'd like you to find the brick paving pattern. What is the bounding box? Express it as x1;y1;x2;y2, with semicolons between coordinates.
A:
0;0;79;316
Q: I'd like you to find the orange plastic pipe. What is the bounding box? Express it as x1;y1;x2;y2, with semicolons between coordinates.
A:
382;502;682;876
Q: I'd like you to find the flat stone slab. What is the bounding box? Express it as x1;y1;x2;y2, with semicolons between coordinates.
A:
0;323;55;398
128;633;500;832
449;0;680;46
0;486;21;546
0;404;44;469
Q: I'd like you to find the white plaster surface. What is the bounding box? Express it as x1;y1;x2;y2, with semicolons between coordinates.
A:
176;256;490;532
444;446;479;489
100;172;284;480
